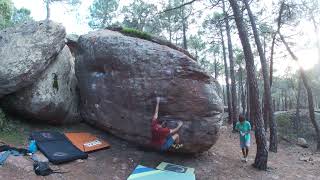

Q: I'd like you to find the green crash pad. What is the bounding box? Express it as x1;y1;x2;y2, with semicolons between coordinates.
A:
127;165;195;180
156;162;195;174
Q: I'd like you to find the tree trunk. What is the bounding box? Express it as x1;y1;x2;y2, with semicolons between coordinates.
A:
223;0;238;131
229;0;268;170
221;28;233;124
223;86;226;105
240;67;246;115
243;0;277;152
214;55;218;79
295;77;302;133
182;19;187;49
238;72;241;110
169;26;172;43
273;99;275;112
46;0;50;20
262;95;268;131
269;34;276;87
285;93;288;111
246;80;251;122
280;33;320;151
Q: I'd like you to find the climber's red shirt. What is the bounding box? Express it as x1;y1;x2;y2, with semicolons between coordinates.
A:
151;119;170;147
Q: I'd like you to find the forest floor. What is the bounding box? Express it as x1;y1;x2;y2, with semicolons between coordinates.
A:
0;120;320;180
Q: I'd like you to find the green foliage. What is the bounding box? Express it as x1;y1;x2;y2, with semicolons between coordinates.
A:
88;0;119;29
121;0;160;34
0;111;28;145
158;0;192;42
276;113;291;128
11;7;33;25
120;27;152;40
188;35;205;52
0;0;13;29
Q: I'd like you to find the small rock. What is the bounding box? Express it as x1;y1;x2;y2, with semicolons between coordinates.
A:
77;159;84;163
113;176;121;180
121;144;127;150
88;155;96;161
121;163;127;170
299;156;310;162
270;175;280;180
220;126;227;131
112;158;118;163
297;138;308;148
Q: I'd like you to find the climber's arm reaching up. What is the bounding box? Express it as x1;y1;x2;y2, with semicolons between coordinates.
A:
152;97;160;121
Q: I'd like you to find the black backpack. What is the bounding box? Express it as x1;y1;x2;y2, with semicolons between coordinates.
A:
33;161;66;176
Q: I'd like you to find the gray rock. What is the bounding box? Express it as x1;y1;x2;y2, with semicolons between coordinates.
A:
75;30;224;153
66;34;79;55
32;152;49;162
1;46;80;124
297;137;308;148
6;156;33;172
0;21;66;98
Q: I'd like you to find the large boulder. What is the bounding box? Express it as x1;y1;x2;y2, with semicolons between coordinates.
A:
1;46;80;124
0;21;66;98
75;30;224;153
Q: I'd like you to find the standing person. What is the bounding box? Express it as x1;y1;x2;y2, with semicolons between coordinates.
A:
235;115;251;162
151;97;183;151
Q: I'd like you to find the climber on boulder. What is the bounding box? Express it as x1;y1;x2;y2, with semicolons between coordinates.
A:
151;97;183;151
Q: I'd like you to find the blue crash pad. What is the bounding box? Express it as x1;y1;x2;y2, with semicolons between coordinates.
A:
127;165;195;180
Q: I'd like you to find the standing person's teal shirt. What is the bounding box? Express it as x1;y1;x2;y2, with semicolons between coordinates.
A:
235;120;251;142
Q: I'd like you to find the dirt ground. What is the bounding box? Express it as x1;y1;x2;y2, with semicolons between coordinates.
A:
1;123;320;180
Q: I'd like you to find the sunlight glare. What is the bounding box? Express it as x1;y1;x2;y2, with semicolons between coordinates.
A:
297;49;319;70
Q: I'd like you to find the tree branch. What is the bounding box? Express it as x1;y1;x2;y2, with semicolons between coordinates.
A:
160;0;198;13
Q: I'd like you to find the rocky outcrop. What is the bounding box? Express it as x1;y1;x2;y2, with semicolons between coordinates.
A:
106;26;196;60
1;46;80;124
0;21;66;98
75;30;224;153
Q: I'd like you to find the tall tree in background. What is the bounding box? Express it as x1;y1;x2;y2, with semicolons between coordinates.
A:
121;0;160;34
203;12;233;124
159;0;179;42
295;76;302;133
88;0;119;29
209;44;223;80
277;1;320;150
243;0;277;152
167;0;193;49
280;34;320;150
223;0;238;130
221;30;233;124
44;0;80;20
180;0;189;49
235;50;246;116
229;0;268;170
188;34;205;60
0;0;13;29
